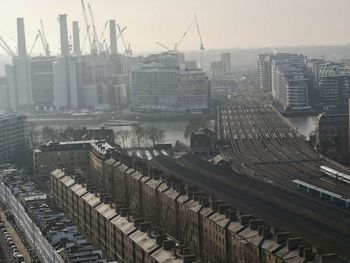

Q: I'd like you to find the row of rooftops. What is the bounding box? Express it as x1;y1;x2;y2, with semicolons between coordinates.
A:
121;154;347;263
1;166;110;263
57;164;343;263
53;168;202;263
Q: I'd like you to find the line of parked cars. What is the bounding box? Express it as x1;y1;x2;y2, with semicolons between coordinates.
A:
0;219;25;263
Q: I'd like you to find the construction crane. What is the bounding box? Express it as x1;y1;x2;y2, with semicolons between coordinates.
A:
88;3;100;53
156;20;194;53
40;20;50;56
81;0;93;54
156;41;172;52
117;24;132;56
98;20;109;51
194;13;205;69
0;35;16;57
100;25;126;53
174;20;194;51
29;33;40;56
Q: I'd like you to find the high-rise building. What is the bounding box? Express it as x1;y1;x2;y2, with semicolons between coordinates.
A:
131;53;209;112
221;53;231;75
257;54;272;91
0;77;8;110
0;114;30;165
318;67;350;110
261;53;310;110
210;61;225;80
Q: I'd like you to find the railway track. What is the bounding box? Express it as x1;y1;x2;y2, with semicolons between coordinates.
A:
218;105;350;197
146;152;350;259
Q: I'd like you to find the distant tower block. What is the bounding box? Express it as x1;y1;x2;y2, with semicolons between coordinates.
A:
72;21;81;55
59;14;70;56
17;18;27;57
109;19;118;54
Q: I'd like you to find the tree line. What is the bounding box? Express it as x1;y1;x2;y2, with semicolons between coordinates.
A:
30;125;165;149
115;126;165;148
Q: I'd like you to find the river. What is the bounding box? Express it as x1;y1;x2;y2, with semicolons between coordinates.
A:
33;116;317;147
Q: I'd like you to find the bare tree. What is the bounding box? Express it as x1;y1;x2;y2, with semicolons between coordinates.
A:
145;126;165;147
115;130;131;148
132;126;146;148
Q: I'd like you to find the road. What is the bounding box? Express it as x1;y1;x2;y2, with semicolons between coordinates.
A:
0;223;17;263
0;210;32;263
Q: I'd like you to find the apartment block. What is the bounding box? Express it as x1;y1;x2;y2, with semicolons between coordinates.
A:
50;169;197;263
131;53;209;113
0;114;30;165
34;141;91;177
46;142;341;263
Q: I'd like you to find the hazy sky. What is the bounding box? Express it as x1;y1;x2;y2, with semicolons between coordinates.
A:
1;0;350;55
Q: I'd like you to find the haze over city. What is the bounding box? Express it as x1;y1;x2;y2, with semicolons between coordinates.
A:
1;1;350;263
1;0;350;55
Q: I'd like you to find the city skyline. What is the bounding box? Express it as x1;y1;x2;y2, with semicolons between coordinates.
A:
1;0;350;56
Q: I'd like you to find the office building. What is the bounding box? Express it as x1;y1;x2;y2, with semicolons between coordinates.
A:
0;77;7;110
0;114;30;165
257;54;273;91
318;66;350;110
270;53;309;110
221;52;231;75
131;53;209;112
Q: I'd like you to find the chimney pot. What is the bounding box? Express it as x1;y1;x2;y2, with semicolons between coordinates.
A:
163;240;176;251
275;232;290;244
287;237;303;250
320;254;338;263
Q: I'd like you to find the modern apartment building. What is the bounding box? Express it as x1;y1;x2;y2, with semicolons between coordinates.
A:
257;54;273;91
0;114;30;165
270;53;309;110
318;66;350;110
131;53;209;112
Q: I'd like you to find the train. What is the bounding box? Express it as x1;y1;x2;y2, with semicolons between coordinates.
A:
320;166;350;184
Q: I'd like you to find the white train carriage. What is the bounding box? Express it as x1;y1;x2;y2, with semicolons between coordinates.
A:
320;166;350;184
293;179;350;208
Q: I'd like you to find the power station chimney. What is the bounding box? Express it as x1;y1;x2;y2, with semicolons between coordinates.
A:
59;14;70;56
17;18;27;57
72;21;80;55
109;20;117;55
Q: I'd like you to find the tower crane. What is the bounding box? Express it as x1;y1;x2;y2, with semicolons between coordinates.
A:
156;41;172;52
99;20;109;51
88;3;100;53
29;32;40;56
81;0;93;54
174;20;194;51
40;20;50;56
0;35;16;58
117;24;132;56
194;13;205;69
100;25;126;53
156;20;194;53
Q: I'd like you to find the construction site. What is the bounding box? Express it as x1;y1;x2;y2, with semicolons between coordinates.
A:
0;1;210;114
